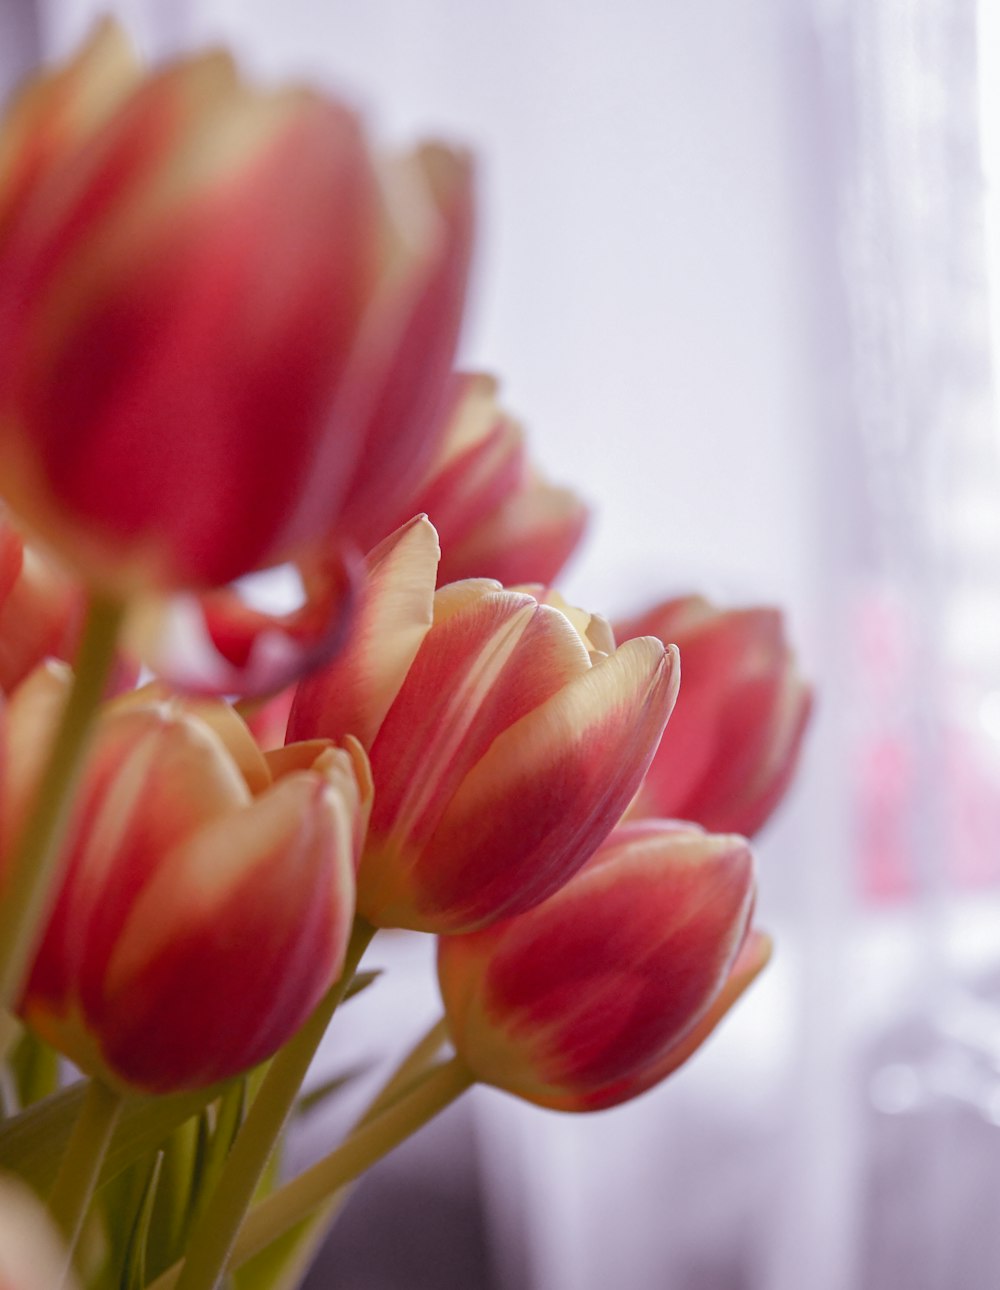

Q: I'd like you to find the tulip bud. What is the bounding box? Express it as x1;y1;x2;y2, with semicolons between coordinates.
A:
0;1172;79;1290
437;820;766;1111
0;25;473;595
616;597;812;836
6;669;367;1094
362;373;588;584
289;522;678;933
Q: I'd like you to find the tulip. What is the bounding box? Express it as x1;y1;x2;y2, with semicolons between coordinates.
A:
0;23;473;596
0;510;80;693
6;668;368;1094
360;373;588;584
437;819;767;1111
0;1172;79;1290
288;518;678;933
616;596;812;836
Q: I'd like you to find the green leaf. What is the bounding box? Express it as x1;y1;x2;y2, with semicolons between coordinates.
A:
7;1028;60;1110
0;1079;221;1196
145;1113;201;1278
121;1151;163;1290
342;969;382;1002
294;1065;371;1119
186;1077;247;1231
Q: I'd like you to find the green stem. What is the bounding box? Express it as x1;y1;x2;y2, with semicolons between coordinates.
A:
220;1016;454;1279
170;920;375;1290
0;594;125;1051
360;1016;450;1127
230;1056;473;1270
233;1016;453;1285
48;1078;122;1280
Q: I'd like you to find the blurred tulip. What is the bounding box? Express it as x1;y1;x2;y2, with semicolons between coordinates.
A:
0;1172;79;1290
0;510;80;693
437;819;767;1111
5;669;368;1093
361;373;587;584
289;519;677;932
0;23;473;596
616;596;812;835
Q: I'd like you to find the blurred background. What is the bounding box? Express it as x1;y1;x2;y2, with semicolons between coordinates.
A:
6;0;1000;1285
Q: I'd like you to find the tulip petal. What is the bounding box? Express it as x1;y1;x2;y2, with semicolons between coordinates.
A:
673;671;813;835
437;822;762;1113
366;637;677;931
547;930;773;1112
0;66;383;591
414;392;525;552
20;706;252;1042
0;18;139;248
487;829;755;1094
333;145;475;550
620;599;811;836
439;477;589;587
0;1171;80;1290
93;768;358;1092
131;549;360;699
286;515;440;748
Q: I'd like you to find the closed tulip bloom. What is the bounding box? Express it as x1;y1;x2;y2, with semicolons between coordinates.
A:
0;24;472;595
616;597;812;836
363;373;587;584
437;820;766;1112
289;519;677;933
6;668;368;1094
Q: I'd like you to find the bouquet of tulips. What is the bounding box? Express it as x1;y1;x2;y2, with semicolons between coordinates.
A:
0;21;812;1290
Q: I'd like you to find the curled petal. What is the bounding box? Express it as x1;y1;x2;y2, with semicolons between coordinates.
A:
131;550;361;699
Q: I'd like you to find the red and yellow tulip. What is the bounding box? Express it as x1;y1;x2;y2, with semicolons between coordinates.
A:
362;373;588;585
289;518;677;932
437;819;767;1111
6;669;368;1093
0;22;472;597
617;596;812;835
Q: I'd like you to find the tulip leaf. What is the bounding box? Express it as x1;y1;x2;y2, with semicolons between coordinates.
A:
121;1151;164;1290
294;1064;371;1118
343;969;382;1002
0;1079;220;1196
186;1077;247;1232
231;1216;328;1290
7;1028;60;1110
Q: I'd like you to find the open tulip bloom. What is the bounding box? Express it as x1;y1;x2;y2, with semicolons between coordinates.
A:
0;21;810;1290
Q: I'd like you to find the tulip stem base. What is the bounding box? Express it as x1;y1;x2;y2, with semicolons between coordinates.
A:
48;1078;123;1280
0;593;125;1051
168;919;376;1290
230;1055;475;1270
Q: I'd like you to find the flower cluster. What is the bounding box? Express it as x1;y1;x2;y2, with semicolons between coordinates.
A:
0;23;811;1290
